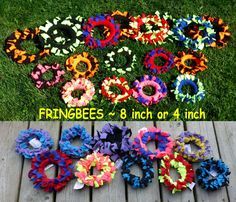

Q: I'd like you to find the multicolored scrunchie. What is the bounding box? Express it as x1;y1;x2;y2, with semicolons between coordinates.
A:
39;16;84;56
75;152;116;188
15;128;53;159
172;15;216;50
65;52;99;79
196;158;231;191
174;50;208;75
128;11;170;45
31;63;65;89
59;124;92;158
133;127;175;160
104;10;131;41
175;131;211;162
104;46;136;74
91;123;132;161
132;75;167;106
82;14;120;49
61;78;95;107
171;74;205;104
203;16;231;48
4;28;49;64
159;153;195;194
144;48;175;74
100;76;132;103
121;152;154;188
28;150;74;192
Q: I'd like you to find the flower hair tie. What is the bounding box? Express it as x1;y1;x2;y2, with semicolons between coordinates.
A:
174;50;208;75
172;15;216;50
39;16;84;56
144;48;175;74
4;28;49;64
15;128;54;159
104;46;136;74
171;74;205;104
133;127;175;160
159;153;195;194
196;158;231;191
28;150;74;192
31;63;65;89
82;14;120;49
121;152;154;188
59;124;92;158
203;16;231;48
175;131;211;162
65;52;99;79
132;75;167;106
75;152;116;188
128;11;170;45
91;123;132;161
100;76;132;103
61;78;95;107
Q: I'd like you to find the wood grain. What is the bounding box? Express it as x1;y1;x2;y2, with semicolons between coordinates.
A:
0;122;28;202
214;122;236;202
186;121;229;202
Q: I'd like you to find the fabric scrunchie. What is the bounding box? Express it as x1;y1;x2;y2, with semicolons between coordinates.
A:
59;124;92;158
15;128;53;159
91;123;132;161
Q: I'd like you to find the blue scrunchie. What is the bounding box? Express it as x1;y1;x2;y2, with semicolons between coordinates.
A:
172;15;216;50
121;153;154;188
196;158;231;191
59;125;92;158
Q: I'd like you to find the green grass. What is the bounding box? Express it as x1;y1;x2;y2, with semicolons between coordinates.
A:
0;0;235;121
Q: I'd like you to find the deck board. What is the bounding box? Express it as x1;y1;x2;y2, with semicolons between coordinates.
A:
56;121;91;202
0;122;28;202
214;122;236;202
92;121;126;202
125;121;161;202
186;121;229;202
156;122;195;202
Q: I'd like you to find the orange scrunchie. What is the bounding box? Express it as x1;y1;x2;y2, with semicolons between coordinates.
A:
5;28;49;64
175;51;208;75
65;52;99;78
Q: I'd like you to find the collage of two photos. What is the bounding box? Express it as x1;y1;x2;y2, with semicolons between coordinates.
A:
0;0;235;202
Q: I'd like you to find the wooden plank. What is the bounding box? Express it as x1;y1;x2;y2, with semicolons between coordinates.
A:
214;122;236;202
0;121;28;202
92;121;126;202
18;121;60;202
56;121;91;202
186;121;229;202
155;121;195;202
125;121;161;202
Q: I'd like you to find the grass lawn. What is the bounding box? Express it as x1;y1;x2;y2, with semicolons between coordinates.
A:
0;0;235;121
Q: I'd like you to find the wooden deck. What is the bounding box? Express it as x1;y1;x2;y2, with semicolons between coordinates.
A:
0;121;235;202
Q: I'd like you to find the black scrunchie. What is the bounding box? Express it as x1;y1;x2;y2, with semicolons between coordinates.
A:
39;16;84;56
91;123;132;162
121;153;154;188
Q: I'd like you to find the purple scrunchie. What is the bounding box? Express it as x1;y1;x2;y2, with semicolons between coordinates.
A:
15;128;54;159
175;131;211;162
91;123;132;161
